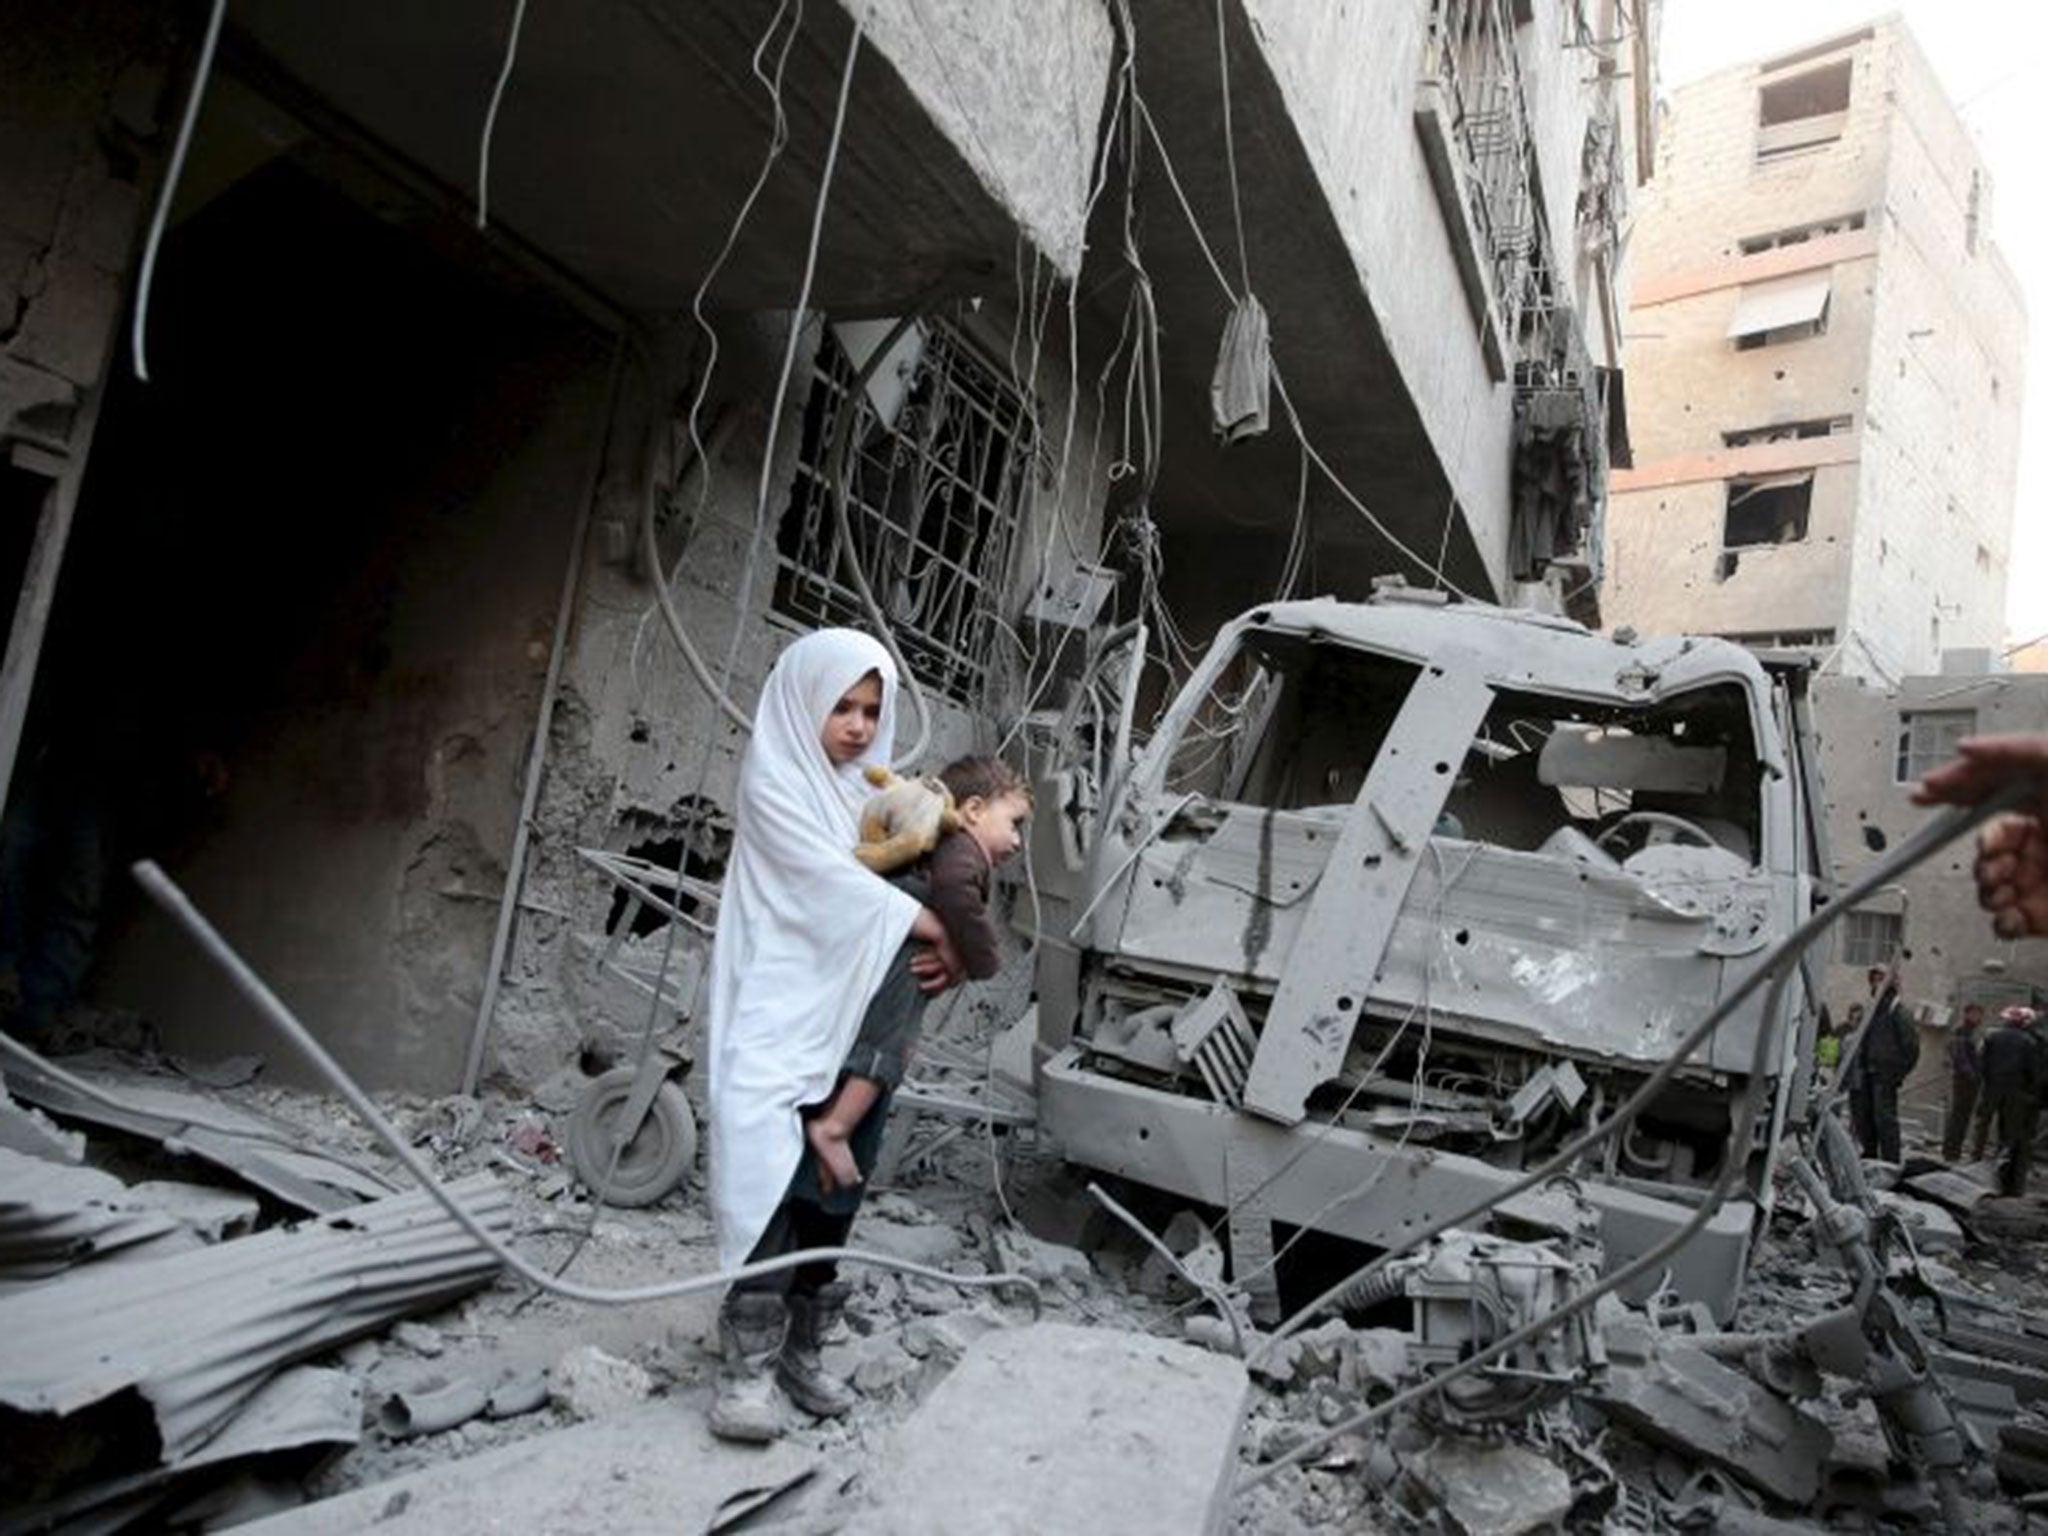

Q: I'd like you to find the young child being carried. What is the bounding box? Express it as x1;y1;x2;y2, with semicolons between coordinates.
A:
804;756;1030;1193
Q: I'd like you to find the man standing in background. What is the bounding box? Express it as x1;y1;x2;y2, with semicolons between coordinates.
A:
1945;1002;1986;1164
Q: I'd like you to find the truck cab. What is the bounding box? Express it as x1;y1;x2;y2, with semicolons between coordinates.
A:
1027;590;1830;1321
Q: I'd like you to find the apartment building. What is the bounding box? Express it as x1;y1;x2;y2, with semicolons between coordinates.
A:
1605;20;2025;681
0;0;1648;1089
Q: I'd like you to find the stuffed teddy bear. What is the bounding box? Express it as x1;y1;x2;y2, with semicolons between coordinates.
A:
854;765;959;873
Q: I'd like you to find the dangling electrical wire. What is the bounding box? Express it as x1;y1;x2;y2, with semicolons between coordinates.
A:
474;0;530;231
131;0;227;383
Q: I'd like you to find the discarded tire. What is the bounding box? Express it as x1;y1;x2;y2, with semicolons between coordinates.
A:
565;1068;697;1207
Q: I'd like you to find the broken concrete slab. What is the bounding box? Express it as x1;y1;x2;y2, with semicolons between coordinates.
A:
1903;1167;1996;1216
236;1397;815;1535
1587;1321;1832;1506
1405;1436;1573;1536
853;1323;1250;1535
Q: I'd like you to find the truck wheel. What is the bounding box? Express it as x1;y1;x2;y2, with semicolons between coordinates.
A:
567;1068;697;1208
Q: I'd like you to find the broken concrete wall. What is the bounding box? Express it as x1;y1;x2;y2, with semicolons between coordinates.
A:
1815;669;2048;1133
0;1;167;456
67;150;616;1091
482;297;1114;1089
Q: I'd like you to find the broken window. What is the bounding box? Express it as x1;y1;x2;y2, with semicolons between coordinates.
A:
1442;683;1763;864
1722;474;1812;548
1840;908;1904;968
1728;274;1830;349
1894;709;1974;783
1737;211;1867;255
774;322;1033;706
1164;631;1419;809
1756;59;1853;161
1721;417;1851;448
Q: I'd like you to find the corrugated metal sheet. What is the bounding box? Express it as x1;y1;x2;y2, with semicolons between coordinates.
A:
0;1174;511;1464
6;1365;362;1532
0;1146;185;1281
5;1058;398;1213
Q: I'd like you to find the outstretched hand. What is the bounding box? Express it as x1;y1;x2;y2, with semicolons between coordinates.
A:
1914;734;2048;939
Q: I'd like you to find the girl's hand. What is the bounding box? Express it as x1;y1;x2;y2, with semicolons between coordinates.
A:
911;930;966;994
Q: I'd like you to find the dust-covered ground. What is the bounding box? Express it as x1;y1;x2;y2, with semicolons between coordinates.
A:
15;1033;2048;1533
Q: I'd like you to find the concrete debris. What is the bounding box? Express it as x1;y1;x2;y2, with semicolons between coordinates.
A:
1588;1317;1833;1505
854;1323;1250;1535
548;1344;654;1422
1874;1189;1965;1254
392;1321;448;1358
1404;1437;1574;1536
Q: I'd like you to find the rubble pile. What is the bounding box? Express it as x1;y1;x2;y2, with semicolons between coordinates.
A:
12;1021;2048;1533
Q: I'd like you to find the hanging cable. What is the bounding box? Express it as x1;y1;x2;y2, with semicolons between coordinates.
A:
474;0;530;230
108;861;1037;1312
131;0;226;383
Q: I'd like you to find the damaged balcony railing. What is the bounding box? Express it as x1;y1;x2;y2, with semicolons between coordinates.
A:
1418;0;1542;377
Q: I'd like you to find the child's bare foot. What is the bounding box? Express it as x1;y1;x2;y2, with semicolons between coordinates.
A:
807;1116;862;1194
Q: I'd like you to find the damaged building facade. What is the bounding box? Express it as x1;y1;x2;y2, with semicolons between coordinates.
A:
1816;657;2048;1136
1602;20;2025;683
0;0;1650;1099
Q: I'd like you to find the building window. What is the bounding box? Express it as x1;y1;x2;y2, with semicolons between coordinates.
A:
1721;416;1852;448
1727;274;1830;349
1756;60;1853;162
1840;909;1903;968
1724;628;1837;651
1894;709;1975;783
774;322;1033;706
1723;473;1812;548
1738;211;1867;255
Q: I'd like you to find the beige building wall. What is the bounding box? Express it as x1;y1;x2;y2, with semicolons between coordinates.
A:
1606;21;2024;680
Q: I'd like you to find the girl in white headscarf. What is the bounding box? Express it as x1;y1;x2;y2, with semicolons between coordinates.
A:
704;628;961;1442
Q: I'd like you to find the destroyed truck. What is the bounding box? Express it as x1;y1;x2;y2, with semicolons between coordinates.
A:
1026;590;1830;1322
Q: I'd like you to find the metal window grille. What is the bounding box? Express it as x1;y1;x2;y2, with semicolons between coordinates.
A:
1893;709;1974;783
1424;0;1541;346
1840;910;1903;968
774;324;1033;707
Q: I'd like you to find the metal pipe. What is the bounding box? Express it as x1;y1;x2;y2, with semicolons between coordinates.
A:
461;338;627;1096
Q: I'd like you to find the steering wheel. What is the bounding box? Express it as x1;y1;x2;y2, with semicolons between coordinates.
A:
1594;810;1717;858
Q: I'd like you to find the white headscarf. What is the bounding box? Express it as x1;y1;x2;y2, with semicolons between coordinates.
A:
706;629;922;1266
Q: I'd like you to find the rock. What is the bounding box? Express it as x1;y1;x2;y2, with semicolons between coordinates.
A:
857;1324;1250;1535
856;1218;964;1268
993;1224;1095;1286
1406;1438;1573;1536
1135;1209;1222;1298
901;1307;1002;1361
1874;1191;1964;1254
391;1323;446;1359
1249;1318;1353;1388
548;1345;653;1421
850;1336;919;1394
